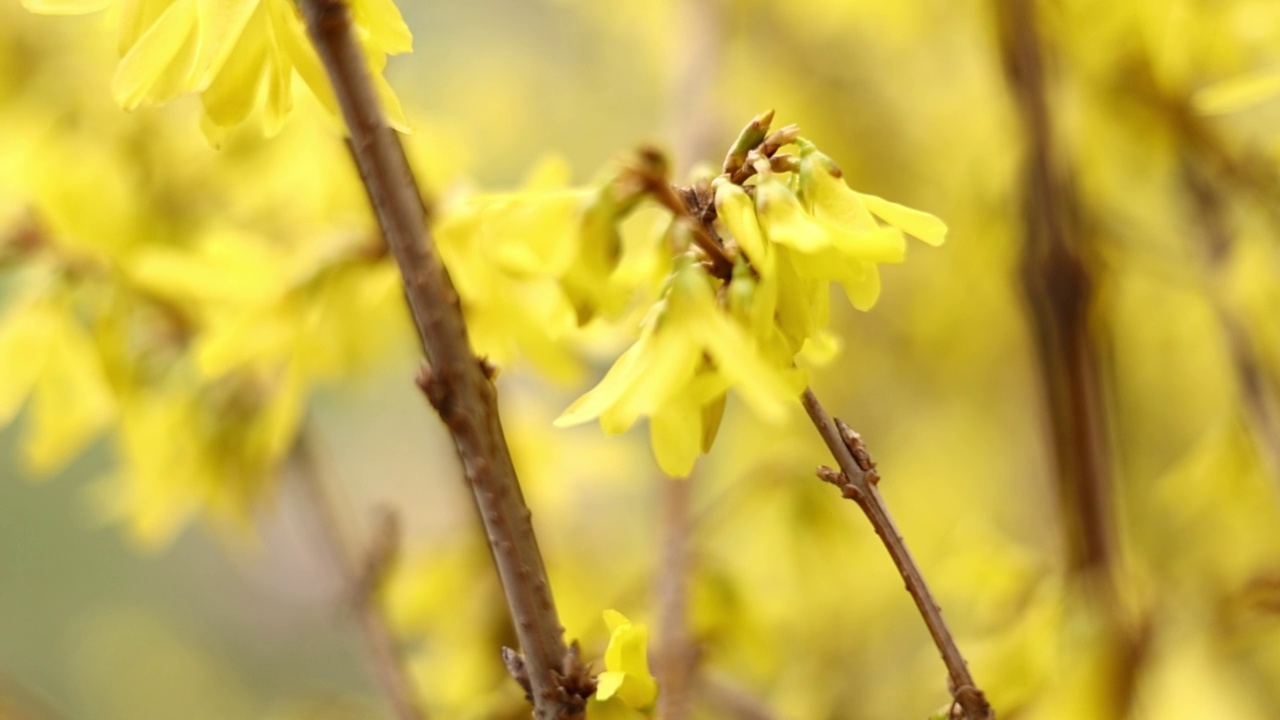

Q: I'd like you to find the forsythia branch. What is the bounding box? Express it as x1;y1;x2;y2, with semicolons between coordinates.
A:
295;1;587;718
802;392;994;720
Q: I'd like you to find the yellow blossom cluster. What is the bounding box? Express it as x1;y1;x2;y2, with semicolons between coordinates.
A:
554;127;947;476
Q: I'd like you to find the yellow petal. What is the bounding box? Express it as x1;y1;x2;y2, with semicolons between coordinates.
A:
25;313;115;475
858;192;947;246
352;0;413;54
604;328;699;433
192;0;259;88
693;311;795;424
21;0;112;15
261;29;294;136
650;393;701;477
799;151;879;234
602;609;630;633
200;5;270;128
840;261;882;311
1194;72;1280;116
270;0;340;115
715;180;772;273
0;302;54;425
119;0;171;55
596;671;626;702
830;224;906;264
374;68;410;133
756;175;829;253
480;190;586;277
113;0;200;109
554;337;648;429
700;392;727;454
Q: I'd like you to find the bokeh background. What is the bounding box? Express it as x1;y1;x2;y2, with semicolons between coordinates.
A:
4;1;1280;719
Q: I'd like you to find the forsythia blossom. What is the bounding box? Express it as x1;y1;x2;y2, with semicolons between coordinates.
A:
556;118;948;476
595;610;657;711
22;0;411;137
432;156;646;382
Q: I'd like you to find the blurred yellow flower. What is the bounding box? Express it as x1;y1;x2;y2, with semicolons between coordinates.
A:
595;610;657;711
22;0;411;136
0;291;116;475
555;259;798;476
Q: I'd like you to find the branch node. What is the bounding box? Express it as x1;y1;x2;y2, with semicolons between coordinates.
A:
478;356;500;382
503;646;533;700
414;363;454;417
948;681;994;720
555;641;596;711
835;418;880;483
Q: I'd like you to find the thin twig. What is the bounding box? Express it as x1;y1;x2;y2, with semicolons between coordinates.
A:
296;3;586;718
292;432;426;720
802;391;993;720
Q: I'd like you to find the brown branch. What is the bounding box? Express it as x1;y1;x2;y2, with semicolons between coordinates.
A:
296;3;586;718
802;391;993;720
994;0;1118;586
996;4;1151;717
292;432;426;720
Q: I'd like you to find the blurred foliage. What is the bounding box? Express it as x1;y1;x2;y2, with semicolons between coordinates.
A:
4;1;1280;719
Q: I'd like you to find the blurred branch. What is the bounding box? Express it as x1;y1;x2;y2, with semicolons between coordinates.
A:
296;2;587;718
803;393;993;720
995;3;1149;717
1121;50;1280;490
994;0;1119;587
656;475;696;720
654;5;728;717
1180;158;1280;488
292;431;425;720
668;0;725;176
698;672;784;720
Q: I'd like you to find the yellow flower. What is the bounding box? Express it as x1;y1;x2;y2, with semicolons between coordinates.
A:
740;137;948;315
596;610;657;711
797;139;946;248
714;179;773;274
23;0;412;136
0;289;116;476
556;259;798;476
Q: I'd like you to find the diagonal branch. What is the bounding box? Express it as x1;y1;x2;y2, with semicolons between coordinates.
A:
296;2;586;718
802;392;993;720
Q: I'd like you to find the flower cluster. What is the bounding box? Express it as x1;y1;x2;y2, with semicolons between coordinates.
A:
555;113;947;476
22;0;411;139
431;155;652;382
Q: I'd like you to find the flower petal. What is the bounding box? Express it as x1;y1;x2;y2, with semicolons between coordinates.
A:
858;192;948;246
